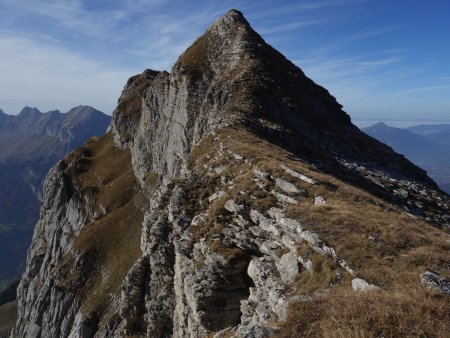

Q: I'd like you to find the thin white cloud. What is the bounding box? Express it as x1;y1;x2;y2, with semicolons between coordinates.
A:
258;19;332;35
0;33;134;114
396;84;450;94
250;0;365;19
340;26;400;43
292;47;435;112
1;0;166;39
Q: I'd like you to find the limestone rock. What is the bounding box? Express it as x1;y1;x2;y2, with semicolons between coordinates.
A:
275;177;301;194
234;324;276;338
314;196;326;205
420;271;450;294
281;164;316;184
271;191;298;205
120;256;149;333
209;190;227;202
225;199;244;214
276;252;299;283
298;256;313;271
352;278;380;292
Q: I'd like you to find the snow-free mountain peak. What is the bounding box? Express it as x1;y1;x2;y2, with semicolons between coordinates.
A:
12;10;450;338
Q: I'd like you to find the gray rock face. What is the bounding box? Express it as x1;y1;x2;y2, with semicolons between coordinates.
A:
12;161;94;338
276;252;299;284
110;11;252;183
120;256;149;334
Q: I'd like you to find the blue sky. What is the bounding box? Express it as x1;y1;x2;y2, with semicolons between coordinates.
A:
0;0;449;123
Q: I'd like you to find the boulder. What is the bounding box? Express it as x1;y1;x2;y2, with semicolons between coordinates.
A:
275;178;301;194
224;199;244;213
276;252;299;283
352;278;380;292
420;271;450;294
314;196;326;205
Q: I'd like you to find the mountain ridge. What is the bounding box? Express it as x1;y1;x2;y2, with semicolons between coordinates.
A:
12;10;450;338
363;122;446;156
363;122;450;194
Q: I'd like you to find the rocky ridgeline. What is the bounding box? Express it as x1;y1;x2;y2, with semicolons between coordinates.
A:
339;160;449;229
12;9;450;338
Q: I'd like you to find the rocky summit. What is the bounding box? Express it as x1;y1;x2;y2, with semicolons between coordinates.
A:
12;10;449;338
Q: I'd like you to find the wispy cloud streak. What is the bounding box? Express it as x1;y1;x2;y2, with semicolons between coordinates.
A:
0;0;448;119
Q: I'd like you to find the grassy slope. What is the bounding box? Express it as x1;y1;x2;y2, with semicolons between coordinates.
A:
185;126;449;338
0;301;16;335
56;132;146;328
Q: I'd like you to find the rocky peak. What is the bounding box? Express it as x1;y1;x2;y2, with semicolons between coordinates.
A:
0;109;9;127
46;109;62;116
364;122;390;132
374;122;387;127
18;106;41;117
212;9;249;29
66;105;99;117
111;10;435;189
175;9;255;75
12;9;450;338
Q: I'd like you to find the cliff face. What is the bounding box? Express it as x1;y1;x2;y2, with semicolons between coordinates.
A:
13;10;450;338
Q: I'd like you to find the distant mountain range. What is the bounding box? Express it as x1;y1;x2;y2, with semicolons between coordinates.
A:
363;122;450;194
0;106;110;288
405;124;450;146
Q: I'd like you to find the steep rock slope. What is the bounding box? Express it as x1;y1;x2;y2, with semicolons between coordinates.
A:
13;10;449;338
0;106;110;286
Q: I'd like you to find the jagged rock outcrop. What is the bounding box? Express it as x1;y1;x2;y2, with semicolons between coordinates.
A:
13;9;450;338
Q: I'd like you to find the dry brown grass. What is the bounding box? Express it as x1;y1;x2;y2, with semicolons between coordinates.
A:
209;126;450;337
66;132;136;213
273;286;450;338
293;254;345;295
58;132;145;328
177;33;210;77
144;172;159;188
74;196;144;315
285;192;449;289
